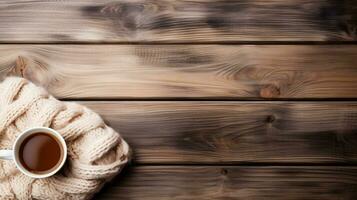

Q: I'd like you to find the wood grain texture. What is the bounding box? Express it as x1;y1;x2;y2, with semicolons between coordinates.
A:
1;45;357;99
80;101;357;164
0;0;356;42
96;166;357;200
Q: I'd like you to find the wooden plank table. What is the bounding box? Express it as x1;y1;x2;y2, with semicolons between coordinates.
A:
1;0;357;199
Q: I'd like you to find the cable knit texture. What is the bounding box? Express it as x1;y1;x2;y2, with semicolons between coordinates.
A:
0;77;130;200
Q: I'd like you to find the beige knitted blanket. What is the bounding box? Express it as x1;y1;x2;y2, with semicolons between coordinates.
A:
0;77;130;200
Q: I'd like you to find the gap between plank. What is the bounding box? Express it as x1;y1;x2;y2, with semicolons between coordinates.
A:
0;41;357;45
132;163;357;167
62;98;357;102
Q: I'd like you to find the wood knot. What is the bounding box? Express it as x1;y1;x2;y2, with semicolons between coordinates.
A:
266;115;275;123
221;168;228;175
12;56;27;77
260;84;280;98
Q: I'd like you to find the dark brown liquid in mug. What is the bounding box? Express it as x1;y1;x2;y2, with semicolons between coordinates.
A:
19;132;62;174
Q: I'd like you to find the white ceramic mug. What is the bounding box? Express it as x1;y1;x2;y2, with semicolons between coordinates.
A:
0;127;67;178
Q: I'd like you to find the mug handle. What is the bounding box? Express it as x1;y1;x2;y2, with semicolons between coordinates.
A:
0;150;13;160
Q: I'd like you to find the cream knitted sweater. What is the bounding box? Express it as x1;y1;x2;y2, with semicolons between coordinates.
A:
0;77;130;200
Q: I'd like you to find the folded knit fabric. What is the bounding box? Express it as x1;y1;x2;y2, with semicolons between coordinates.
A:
0;77;130;200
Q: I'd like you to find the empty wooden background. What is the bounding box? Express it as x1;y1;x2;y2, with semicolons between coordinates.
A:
0;0;357;199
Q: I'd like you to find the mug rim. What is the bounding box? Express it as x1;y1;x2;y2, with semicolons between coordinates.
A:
12;127;67;179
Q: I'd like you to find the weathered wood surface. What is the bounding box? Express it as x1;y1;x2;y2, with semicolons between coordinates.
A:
96;166;357;200
1;0;356;199
1;45;357;99
81;101;357;164
0;0;356;42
